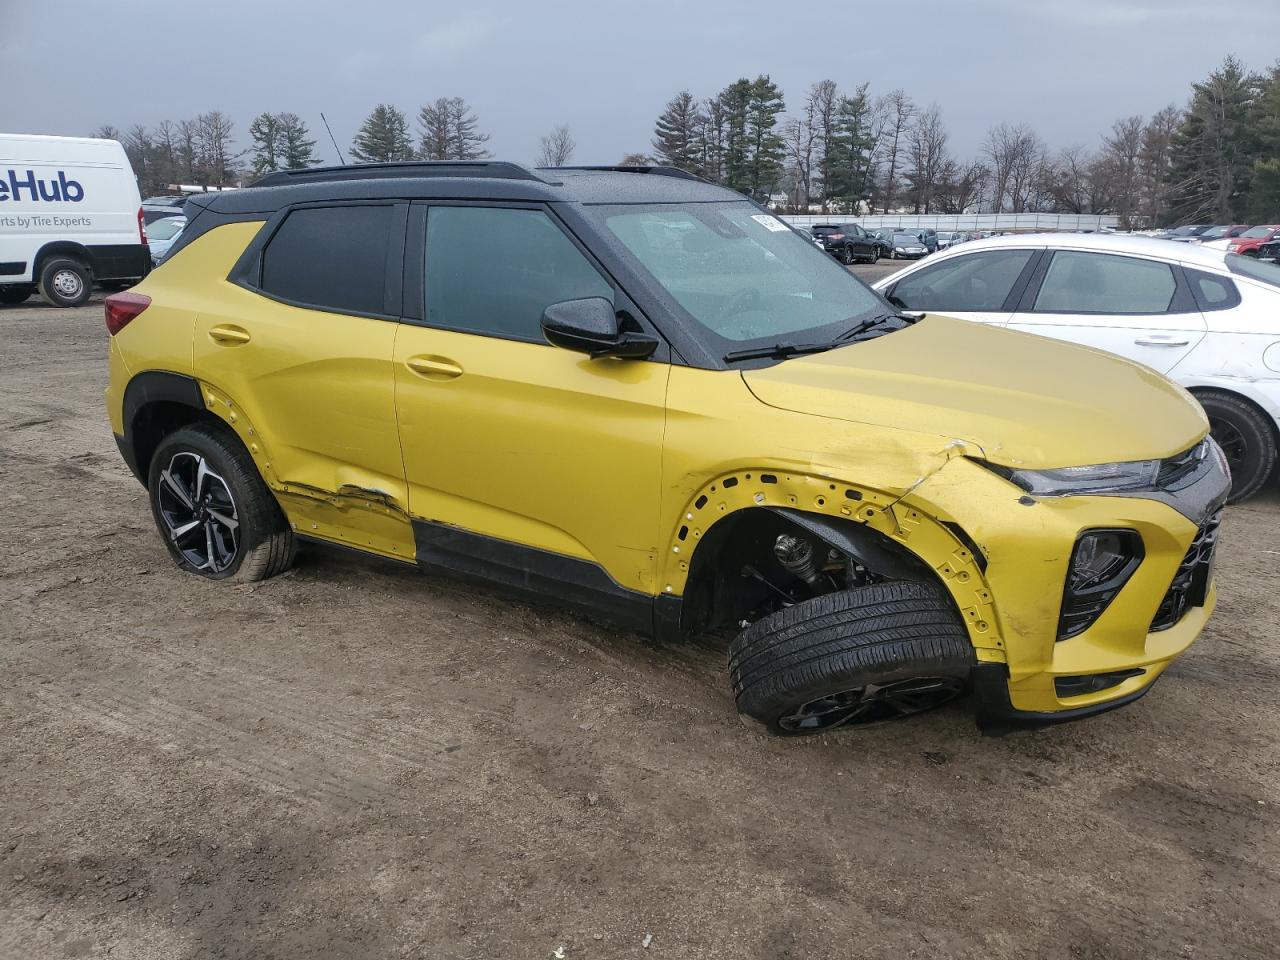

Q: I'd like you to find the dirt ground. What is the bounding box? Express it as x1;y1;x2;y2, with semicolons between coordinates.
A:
2;279;1279;960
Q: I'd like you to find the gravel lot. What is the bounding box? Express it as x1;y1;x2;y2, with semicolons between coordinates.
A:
2;276;1279;960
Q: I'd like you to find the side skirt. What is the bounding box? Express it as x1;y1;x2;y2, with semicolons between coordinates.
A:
411;520;659;637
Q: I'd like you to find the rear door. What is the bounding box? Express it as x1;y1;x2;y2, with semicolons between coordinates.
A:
193;201;416;560
881;247;1041;326
1006;249;1206;374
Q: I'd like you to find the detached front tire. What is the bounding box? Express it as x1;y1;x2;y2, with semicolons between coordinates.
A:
1198;390;1278;503
729;581;973;736
148;422;296;582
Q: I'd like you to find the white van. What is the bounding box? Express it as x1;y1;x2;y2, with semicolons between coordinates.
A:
0;134;150;307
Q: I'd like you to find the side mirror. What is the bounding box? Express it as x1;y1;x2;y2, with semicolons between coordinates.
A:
540;297;658;360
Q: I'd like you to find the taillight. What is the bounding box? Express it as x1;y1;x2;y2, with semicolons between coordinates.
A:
137;207;147;245
105;291;151;335
829;233;844;240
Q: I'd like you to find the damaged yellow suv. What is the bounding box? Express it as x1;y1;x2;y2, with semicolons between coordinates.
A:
104;162;1230;735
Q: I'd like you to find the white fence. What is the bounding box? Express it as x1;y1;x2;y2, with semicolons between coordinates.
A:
782;212;1119;233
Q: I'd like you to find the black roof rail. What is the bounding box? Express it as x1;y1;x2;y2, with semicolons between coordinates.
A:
250;160;552;188
546;164;709;183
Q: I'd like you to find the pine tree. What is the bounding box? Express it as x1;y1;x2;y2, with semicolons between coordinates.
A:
248;112;283;177
652;91;704;174
350;105;414;163
1165;57;1258;222
278;113;318;169
417;98;490;161
823;88;875;213
1248;63;1280;219
743;76;786;202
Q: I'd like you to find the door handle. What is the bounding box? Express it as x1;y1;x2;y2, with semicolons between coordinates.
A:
405;355;464;380
1134;335;1190;347
208;324;251;345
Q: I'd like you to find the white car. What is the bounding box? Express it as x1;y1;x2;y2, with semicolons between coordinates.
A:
874;233;1280;502
143;215;186;264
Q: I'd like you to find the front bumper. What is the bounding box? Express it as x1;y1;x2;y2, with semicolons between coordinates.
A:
908;443;1230;732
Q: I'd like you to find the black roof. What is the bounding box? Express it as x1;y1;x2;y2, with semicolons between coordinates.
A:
196;162;741;215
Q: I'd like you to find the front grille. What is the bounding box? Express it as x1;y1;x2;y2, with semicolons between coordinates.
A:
1150;510;1222;632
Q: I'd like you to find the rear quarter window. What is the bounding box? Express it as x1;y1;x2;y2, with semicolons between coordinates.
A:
259;205;394;315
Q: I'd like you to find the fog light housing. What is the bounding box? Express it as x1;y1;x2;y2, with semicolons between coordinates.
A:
1055;669;1145;698
1057;529;1144;640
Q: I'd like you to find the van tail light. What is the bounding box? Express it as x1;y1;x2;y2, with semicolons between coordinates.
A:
137;207;148;245
105;291;151;335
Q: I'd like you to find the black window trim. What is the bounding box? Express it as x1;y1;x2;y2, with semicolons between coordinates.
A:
1182;265;1243;312
1018;248;1198;317
228;199;408;323
401;198;671;362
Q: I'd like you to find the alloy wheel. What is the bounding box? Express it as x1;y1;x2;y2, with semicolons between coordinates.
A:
156;451;240;572
777;676;964;732
1208;416;1248;476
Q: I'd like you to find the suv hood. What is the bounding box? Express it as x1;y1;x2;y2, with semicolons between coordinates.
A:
742;315;1207;469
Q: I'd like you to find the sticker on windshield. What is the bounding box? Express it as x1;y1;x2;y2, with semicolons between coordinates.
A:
751;214;790;232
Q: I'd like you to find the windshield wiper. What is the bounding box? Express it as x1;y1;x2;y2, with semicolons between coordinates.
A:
835;312;920;341
723;314;922;364
723;341;843;363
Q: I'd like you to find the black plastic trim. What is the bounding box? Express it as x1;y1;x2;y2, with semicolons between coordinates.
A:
118;371;206;483
86;243;151;281
251;161;553;188
0;261;26;276
972;662;1158;735
1056;528;1145;641
411;519;655;634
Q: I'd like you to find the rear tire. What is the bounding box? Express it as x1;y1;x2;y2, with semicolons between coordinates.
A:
729;581;973;736
0;284;35;305
37;257;91;308
1198;390;1278;503
841;245;855;265
147;422;296;582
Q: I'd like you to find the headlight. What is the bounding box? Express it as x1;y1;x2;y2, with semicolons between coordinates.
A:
980;458;1161;496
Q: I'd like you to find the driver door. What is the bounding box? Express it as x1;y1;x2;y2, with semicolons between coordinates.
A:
882;247;1042;326
392;202;670;602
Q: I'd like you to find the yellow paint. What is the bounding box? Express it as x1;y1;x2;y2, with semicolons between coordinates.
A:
107;221;1221;718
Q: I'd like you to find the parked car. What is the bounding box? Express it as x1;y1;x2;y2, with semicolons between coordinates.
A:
868;229;896;257
143;215;186;264
887;231;929;259
1227;225;1280;258
1192;224;1251;245
916;228;939;253
809;222;881;264
1259;240;1280;263
0;133;150;307
105;161;1228;735
936;231;965;250
1159;224;1214;242
874;233;1280;501
141;195;187;224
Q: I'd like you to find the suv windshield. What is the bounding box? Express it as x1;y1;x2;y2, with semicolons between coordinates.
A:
1226;253;1280;288
591;201;886;349
1239;226;1276;239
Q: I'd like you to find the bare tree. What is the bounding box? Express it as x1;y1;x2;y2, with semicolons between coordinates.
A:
1100;115;1145;228
537;124;575;167
194;110;238;186
985;122;1045;211
876;90;915;213
620;152;652;165
783;92;820;211
904;103;949;213
1138;105;1180;227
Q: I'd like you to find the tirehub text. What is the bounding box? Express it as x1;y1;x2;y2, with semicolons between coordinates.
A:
0;169;85;203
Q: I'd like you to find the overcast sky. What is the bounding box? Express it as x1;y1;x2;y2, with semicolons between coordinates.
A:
4;0;1277;168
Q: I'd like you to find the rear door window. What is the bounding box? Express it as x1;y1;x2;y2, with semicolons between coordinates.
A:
260;205;395;315
890;249;1036;312
1033;251;1176;314
423;205;612;341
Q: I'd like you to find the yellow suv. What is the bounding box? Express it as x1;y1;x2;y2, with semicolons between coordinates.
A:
104;162;1230;735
